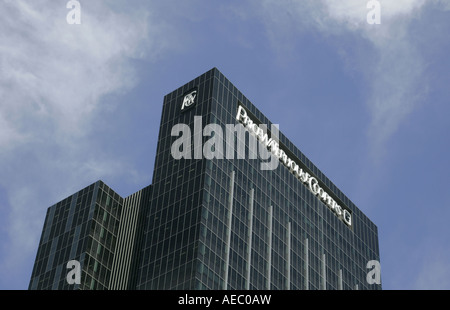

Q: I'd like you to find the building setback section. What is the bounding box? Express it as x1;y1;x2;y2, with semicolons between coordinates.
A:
29;181;150;290
29;67;381;290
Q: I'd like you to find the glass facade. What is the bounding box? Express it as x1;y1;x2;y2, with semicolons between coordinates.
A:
29;68;380;290
136;68;380;290
29;181;123;290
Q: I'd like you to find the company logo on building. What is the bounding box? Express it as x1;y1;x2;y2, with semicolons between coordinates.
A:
181;89;198;111
236;105;352;227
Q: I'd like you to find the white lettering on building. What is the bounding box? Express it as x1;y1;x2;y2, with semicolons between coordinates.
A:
236;105;352;227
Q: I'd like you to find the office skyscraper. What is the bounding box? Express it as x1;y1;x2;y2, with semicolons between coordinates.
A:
29;68;381;290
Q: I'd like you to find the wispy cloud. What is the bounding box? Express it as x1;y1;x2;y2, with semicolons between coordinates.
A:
1;1;151;142
0;0;171;288
254;0;445;160
413;246;450;289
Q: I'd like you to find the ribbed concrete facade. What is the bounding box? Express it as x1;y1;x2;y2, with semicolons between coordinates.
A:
109;185;151;289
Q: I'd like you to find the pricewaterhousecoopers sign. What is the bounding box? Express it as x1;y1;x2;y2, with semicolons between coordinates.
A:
236;105;352;227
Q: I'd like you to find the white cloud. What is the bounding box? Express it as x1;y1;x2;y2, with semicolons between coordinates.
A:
0;1;150;143
0;0;173;288
255;0;446;160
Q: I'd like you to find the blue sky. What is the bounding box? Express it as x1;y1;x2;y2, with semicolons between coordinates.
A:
1;0;449;290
